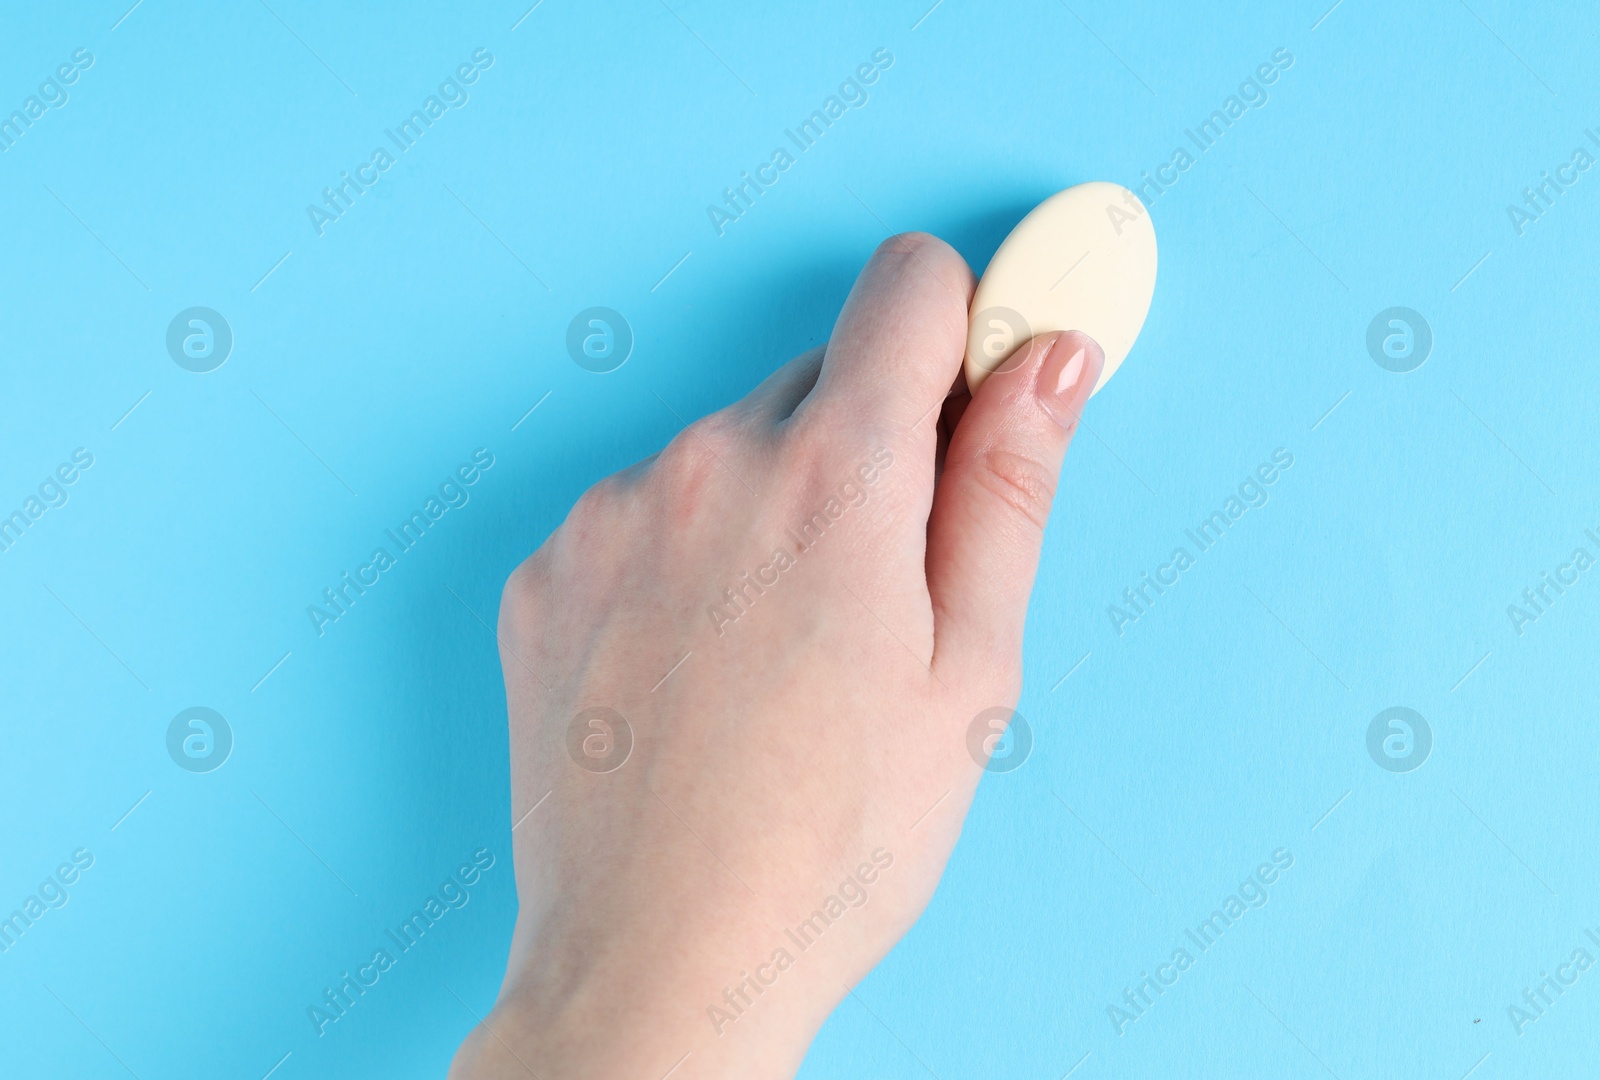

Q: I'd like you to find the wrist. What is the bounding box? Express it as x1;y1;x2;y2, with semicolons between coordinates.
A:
451;913;840;1079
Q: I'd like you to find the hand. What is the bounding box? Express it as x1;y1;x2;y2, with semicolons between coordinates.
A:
450;232;1105;1079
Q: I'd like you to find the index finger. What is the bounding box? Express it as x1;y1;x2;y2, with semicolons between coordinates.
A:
801;232;975;435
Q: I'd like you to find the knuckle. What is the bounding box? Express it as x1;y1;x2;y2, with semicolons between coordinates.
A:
781;413;889;500
510;474;635;621
546;479;624;568
569;477;619;527
563;480;624;544
973;448;1056;532
688;410;744;450
652;413;743;492
782;406;841;462
500;552;549;632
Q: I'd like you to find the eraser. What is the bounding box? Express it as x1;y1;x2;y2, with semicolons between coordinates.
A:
964;181;1158;396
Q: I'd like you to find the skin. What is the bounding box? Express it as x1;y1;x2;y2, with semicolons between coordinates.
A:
450;232;1105;1079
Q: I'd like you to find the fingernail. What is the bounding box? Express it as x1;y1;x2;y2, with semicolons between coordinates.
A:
1036;332;1105;431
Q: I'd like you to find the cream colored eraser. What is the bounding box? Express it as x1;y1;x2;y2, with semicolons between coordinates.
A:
964;181;1157;396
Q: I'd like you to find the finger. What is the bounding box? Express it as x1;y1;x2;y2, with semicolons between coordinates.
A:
740;345;826;424
613;451;659;485
803;232;975;433
934;374;972;481
924;330;1105;677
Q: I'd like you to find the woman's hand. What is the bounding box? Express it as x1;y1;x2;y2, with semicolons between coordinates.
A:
451;232;1104;1079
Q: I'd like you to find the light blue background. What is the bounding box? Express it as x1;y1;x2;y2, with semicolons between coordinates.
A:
2;0;1596;1076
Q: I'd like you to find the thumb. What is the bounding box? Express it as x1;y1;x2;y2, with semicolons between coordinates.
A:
925;330;1104;680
